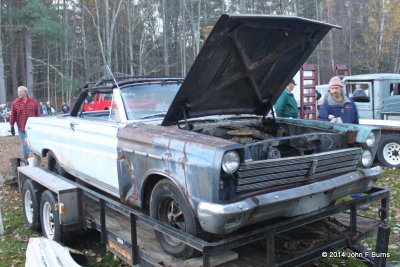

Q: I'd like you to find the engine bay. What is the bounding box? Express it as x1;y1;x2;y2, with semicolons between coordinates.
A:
189;117;349;161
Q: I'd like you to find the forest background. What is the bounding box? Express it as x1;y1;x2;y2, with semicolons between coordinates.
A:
0;0;399;110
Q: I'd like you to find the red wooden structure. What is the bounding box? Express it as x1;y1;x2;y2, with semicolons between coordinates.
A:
300;64;318;120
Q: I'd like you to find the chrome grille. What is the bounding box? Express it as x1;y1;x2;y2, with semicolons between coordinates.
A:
236;147;362;193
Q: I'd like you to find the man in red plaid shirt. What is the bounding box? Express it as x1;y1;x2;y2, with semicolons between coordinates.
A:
10;86;40;159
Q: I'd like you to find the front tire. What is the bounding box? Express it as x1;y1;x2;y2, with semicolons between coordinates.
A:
22;180;42;231
376;135;400;168
40;190;63;241
150;179;200;259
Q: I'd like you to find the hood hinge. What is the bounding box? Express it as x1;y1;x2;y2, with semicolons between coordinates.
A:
178;106;190;130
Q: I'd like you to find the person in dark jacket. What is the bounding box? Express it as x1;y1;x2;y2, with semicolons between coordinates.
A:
318;76;359;124
319;76;365;205
275;79;298;118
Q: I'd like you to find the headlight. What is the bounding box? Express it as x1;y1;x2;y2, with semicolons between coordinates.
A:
366;132;376;147
361;150;373;167
222;151;240;173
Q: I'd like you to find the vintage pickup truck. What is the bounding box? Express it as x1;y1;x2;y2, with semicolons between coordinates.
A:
344;73;400;168
26;14;382;258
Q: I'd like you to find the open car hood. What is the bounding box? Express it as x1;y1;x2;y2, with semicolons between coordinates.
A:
162;14;339;125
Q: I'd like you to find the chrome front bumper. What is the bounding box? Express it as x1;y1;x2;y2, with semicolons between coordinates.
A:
197;166;382;234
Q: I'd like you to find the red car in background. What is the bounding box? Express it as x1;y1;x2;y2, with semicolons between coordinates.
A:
83;93;112;111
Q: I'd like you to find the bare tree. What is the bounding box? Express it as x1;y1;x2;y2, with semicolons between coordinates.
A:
84;0;123;74
162;0;170;76
0;0;6;103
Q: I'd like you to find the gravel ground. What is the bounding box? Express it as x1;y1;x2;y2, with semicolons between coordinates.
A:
0;136;21;179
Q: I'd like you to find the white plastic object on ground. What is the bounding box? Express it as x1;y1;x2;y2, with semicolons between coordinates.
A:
25;237;81;267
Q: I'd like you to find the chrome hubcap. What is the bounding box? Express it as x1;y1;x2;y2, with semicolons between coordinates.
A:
24;190;34;224
383;142;400;166
43;202;55;239
159;198;185;246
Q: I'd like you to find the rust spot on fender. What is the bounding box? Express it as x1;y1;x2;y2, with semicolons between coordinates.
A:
120;151;139;205
346;130;356;144
179;156;188;171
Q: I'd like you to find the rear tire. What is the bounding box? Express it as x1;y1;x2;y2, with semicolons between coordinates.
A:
150;179;200;259
22;180;42;231
40;190;63;241
376;135;400;168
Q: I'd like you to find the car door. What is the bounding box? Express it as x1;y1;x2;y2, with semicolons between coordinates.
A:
66;116;121;197
65;90;123;197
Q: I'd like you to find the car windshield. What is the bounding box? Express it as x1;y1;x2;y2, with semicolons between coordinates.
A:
120;82;180;120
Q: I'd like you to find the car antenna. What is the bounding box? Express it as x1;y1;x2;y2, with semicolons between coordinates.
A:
106;65;120;90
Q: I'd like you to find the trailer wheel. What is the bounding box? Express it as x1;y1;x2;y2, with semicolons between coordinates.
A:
40;190;63;241
376;135;400;168
22;180;42;231
47;151;67;176
150;179;200;259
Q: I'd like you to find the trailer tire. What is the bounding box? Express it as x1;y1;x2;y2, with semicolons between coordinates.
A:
150;179;200;259
47;151;67;176
40;190;63;241
22;180;42;231
376;135;400;168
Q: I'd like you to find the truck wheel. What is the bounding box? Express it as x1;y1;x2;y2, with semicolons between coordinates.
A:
150;179;200;259
47;151;67;176
22;180;42;231
377;135;400;168
40;190;63;241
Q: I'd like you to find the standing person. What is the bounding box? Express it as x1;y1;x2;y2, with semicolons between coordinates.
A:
9;86;40;159
39;101;47;116
46;101;53;116
275;79;299;118
318;76;365;206
318;76;359;124
61;103;70;114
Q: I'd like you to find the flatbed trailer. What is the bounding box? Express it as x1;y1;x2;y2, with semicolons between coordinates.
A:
17;165;391;267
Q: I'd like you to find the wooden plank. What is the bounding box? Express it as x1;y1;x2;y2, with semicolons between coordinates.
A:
184;250;238;267
85;197;186;267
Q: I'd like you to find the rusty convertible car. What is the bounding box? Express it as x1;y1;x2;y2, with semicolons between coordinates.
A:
26;14;382;258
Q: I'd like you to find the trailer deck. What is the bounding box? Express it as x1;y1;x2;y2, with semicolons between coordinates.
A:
17;166;391;267
85;201;386;267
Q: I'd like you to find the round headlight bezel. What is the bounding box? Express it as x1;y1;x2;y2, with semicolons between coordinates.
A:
366;132;376;148
222;151;240;174
361;150;373;167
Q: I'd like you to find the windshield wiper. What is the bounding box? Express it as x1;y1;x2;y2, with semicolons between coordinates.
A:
140;113;167;119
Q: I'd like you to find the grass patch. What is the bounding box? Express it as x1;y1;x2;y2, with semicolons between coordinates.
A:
0;184;39;266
